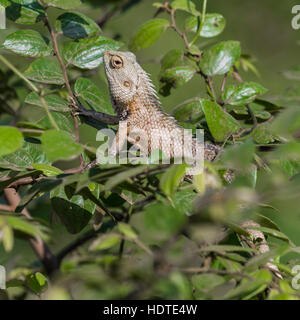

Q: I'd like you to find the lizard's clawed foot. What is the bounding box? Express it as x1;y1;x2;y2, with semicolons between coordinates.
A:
80;159;99;173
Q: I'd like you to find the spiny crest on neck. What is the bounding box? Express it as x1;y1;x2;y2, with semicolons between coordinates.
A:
136;64;161;109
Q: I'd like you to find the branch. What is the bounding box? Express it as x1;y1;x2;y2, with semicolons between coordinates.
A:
168;8;190;51
198;70;216;100
40;2;83;166
189;0;207;46
3;188;58;275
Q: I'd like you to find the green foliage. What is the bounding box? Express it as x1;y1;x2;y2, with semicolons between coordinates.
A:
185;13;226;38
74;78;113;114
63;36;123;69
201;100;240;142
200;41;241;76
2;30;52;57
0;0;299;301
40;130;83;162
24;58;65;84
129;19;169;51
0;126;23;156
56;12;100;39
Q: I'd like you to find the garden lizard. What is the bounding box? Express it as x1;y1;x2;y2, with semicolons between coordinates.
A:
76;50;220;169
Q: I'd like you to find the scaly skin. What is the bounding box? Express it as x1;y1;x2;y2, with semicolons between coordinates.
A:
78;50;219;165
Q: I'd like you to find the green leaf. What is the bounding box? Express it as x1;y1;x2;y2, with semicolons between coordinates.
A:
185;13;226;38
170;0;199;15
17;178;63;212
192;273;226;294
244;245;289;272
0;126;23;157
42;0;82;10
255;214;281;232
3;0;45;25
89;233;121;251
160;164;188;199
41;130;83;163
246;226;292;244
32;163;63;176
270;105;300;140
74;78;113;114
201;100;240;142
160;49;183;73
160;65;195;88
63;36;123;70
222;82;267;106
56;12;100;39
2;224;14;252
104;166;148;191
199;244;254;253
51;184;99;234
26;272;48;294
251;122;277;144
129;19;169;51
25;92;69;112
228;103;272;120
0;213;49;241
172;97;204;122
200;41;241;76
24;58;65;84
0;140;49;170
118;222;138;239
172;189;196;214
225;270;272;300
220;141;255;171
144;202;187;236
2;30;52;57
38;111;75;133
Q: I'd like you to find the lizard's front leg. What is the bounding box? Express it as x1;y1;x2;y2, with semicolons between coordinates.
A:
74;96;119;125
108;121;128;157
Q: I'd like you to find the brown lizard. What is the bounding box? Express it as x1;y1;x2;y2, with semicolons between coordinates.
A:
76;50;219;169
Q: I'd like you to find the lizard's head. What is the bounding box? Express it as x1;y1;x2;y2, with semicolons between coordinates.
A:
103;50;140;105
103;50;159;109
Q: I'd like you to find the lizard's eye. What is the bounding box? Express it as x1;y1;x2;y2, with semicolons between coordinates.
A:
123;80;131;88
111;56;123;69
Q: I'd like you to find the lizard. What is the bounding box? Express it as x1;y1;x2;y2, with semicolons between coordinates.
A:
76;50;220;170
76;50;281;277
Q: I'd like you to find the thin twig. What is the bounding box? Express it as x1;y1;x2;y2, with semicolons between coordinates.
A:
168;8;190;51
219;73;228;106
198;70;216;100
189;0;207;46
40;2;83;167
0;55;39;92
